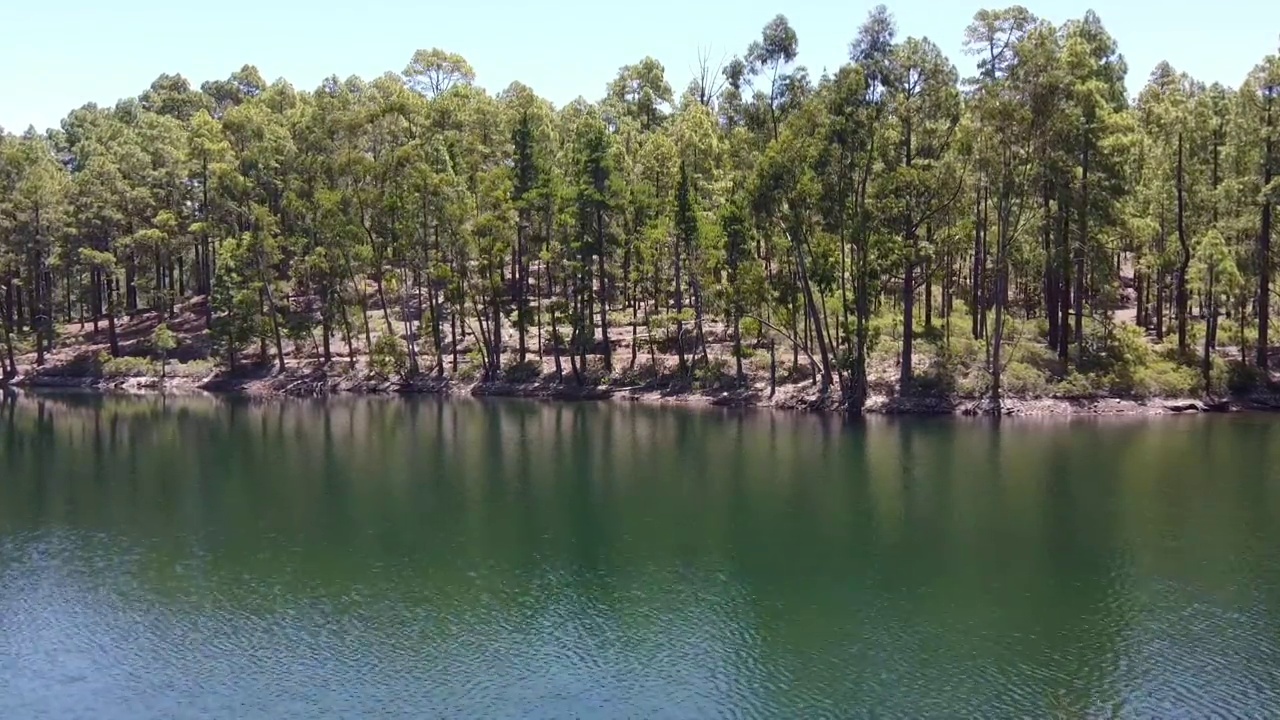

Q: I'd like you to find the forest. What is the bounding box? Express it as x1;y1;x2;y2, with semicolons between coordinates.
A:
1;5;1278;410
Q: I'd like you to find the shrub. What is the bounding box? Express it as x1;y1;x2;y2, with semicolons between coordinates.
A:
151;325;178;355
905;365;956;398
1226;360;1268;395
1052;371;1106;399
1081;324;1153;376
370;335;408;380
918;323;945;344
694;357;735;390
101;356;157;377
1122;361;1200;399
610;361;660;387
168;359;216;378
1029;317;1051;341
502;359;542;384
956;368;990;398
455;362;481;382
1001;361;1049;398
940;334;985;370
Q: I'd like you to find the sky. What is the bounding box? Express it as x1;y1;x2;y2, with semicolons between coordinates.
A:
2;0;1278;133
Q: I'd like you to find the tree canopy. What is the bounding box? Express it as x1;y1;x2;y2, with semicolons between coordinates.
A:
2;7;1278;409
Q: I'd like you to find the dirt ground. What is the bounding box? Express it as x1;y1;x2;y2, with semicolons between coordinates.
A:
6;293;1272;417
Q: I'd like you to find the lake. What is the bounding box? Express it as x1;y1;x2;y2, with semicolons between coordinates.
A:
2;392;1279;718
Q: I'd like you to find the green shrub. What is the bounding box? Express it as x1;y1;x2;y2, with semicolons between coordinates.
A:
151;325;178;355
1226;360;1268;395
1122;361;1200;399
1001;361;1049;398
502;359;542;384
940;334;985;369
918;323;945;344
1052;371;1106;399
956;368;990;398
455;362;481;382
370;335;408;380
610;361;660;387
101;356;157;377
168;359;217;378
1029;317;1051;341
694;357;735;390
905;365;956;398
1082;324;1153;375
1008;342;1061;371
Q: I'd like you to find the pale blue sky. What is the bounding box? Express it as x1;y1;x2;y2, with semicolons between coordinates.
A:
3;0;1277;132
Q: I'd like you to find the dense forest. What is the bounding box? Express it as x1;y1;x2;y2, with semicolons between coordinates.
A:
1;5;1279;410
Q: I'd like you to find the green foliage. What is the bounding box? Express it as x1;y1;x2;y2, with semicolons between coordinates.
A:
1;9;1277;411
1122;362;1201;399
1225;360;1269;395
1053;372;1107;399
151;324;178;354
370;335;408;380
694;357;736;390
502;359;542;384
101;355;157;377
905;364;956;398
1003;361;1050;398
169;359;216;378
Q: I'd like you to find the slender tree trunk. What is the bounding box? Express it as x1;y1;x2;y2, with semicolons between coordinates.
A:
516;221;528;363
795;231;833;391
673;234;686;374
374;274;395;336
1204;268;1216;394
972;186;986;341
1156;265;1166;343
924;261;933;331
0;298;15;379
597;210;611;373
691;271;710;369
901;257;915;389
1176;131;1190;356
1043;175;1059;352
1075;138;1088;355
106;272;120;357
125;253;138;316
839;199;850;354
548;258;562;383
321;288;333;364
1258;93;1273;370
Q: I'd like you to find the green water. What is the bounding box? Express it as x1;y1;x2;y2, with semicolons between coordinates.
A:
1;392;1279;718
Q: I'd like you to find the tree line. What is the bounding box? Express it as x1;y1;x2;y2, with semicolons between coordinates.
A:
1;5;1278;409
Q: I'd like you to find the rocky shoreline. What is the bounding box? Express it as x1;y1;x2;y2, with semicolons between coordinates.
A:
8;369;1276;417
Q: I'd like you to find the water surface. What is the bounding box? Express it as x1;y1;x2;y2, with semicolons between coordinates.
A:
2;392;1279;718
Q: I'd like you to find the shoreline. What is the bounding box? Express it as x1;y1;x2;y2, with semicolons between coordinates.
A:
7;370;1274;417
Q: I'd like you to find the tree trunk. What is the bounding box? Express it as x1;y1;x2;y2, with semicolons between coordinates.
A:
1203;269;1216;394
972;187;987;341
597;210;611;373
374;274;395;336
1176;131;1190;356
0;285;15;378
321;290;333;364
901;257;915;389
106;273;120;358
673;233;687;374
1043;175;1059;352
125;253;138;316
1258;93;1273;370
260;277;286;375
795;232;833;391
1075;138;1088;356
516;221;528;363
